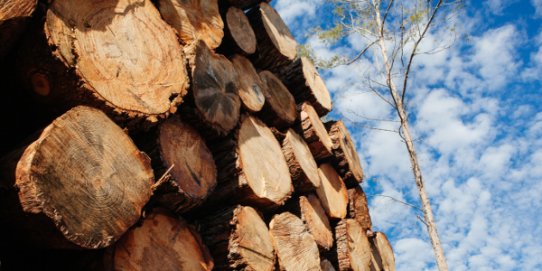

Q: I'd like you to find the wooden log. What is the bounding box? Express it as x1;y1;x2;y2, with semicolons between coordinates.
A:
321;259;337;271
279;57;333;116
282;129;321;192
286;195;333;251
370;232;395;271
316;163;348;220
258;70;297;130
210;115;293;209
220;6;257;55
0;0;37;58
231;54;266;113
0;106;154;249
335;219;373;271
300;102;334;161
185;40;241;136
109;210;214;271
269;212;321;271
347;186;372;231
157;0;224;49
247;2;297;72
18;0;189;125
327;120;364;187
198;205;275;271
149;116;217;213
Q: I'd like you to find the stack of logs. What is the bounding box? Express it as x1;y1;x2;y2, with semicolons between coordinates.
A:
0;0;395;270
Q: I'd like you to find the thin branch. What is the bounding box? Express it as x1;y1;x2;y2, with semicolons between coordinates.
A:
367;193;424;213
345;109;399;122
340;39;379;66
380;0;395;36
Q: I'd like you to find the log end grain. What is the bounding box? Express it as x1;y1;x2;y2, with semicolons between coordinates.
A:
335;219;373;271
370;232;395;271
231;54;265;112
316;163;348;220
300;102;334;161
328;120;364;187
282;129;321;192
224;7;257;55
300;194;333;251
259;70;297;129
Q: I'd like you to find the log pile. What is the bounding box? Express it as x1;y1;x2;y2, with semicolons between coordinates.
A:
0;0;395;270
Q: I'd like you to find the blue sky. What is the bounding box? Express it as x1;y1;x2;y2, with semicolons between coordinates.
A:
273;1;542;270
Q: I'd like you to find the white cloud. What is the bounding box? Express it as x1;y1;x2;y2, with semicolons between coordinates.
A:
533;0;542;17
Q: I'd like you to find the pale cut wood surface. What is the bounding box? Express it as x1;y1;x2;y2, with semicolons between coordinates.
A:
299;194;333;251
370;232;396;271
328;120;364;187
223;7;256;55
316;163;348;220
282;129;321;192
258;70;297;129
231;54;265;112
300;102;334;161
336;219;373;271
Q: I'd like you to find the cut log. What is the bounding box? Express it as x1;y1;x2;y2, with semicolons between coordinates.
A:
224;0;270;10
0;0;37;58
150;116;217;213
198;205;275;271
185;40;241;136
279;57;333;116
157;0;223;49
347;186;372;231
210;115;293;209
282;129;321;192
370;232;395;271
335;219;373;271
0;106;154;249
286;195;333;251
327;120;364;187
247;2;297;72
300;102;334;161
18;0;189;125
321;259;337;271
110;210;214;271
269;212;321;271
231;55;266;112
220;7;257;55
258;70;297;130
316;163;348;220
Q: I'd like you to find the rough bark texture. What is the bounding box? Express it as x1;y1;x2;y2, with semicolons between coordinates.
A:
300;102;334;161
198;205;275;271
316;163;348;220
0;106;154;249
269;212;321;271
281;129;321;192
286;195;333;251
279;57;332;116
327;120;364;187
150;116;217;213
231;54;266;112
370;232;395;271
157;0;224;49
347;186;372;231
335;219;373;271
0;0;37;58
110;210;214;271
220;7;256;55
258;70;297;130
18;0;189;126
247;2;297;73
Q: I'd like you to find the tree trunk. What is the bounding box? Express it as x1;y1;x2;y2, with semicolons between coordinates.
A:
316;163;348;220
258;70;297;130
279;57;333;116
327;120;364;188
157;0;223;49
335;219;373;271
17;0;189;126
347;187;372;231
108;210;214;271
269;212;321;271
210;115;293;209
299;102;334;161
231;54;266;113
198;205;275;271
281;129;321;192
321;259;338;271
148;116;217;214
220;6;257;55
247;2;297;72
369;232;395;271
0;106;154;249
0;0;37;58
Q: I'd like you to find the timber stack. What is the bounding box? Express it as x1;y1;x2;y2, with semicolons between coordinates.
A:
0;0;395;270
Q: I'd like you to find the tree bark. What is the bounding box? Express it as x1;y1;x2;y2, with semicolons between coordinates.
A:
157;0;224;49
269;212;321;271
231;54;266;113
279;57;333;116
369;232;395;271
316;163;348;220
327;120;364;188
0;106;154;249
299;102;334;161
247;2;297;73
0;0;37;58
281;129;321;192
335;219;374;271
347;186;372;231
258;70;297;130
17;0;189;126
220;6;257;55
108;210;214;271
198;205;275;271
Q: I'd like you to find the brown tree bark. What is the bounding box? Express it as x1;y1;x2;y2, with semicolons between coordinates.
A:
279;57;333;116
369;232;395;271
281;129;321;192
220;6;257;55
157;0;224;49
327;120;364;187
258;70;297;130
269;212;321;271
231;54;266;113
316;163;348;220
17;0;189;126
300;102;334;161
0;0;37;58
198;205;275;271
0;106;154;249
335;219;374;271
347;186;372;231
